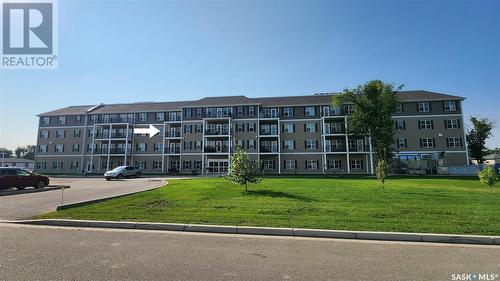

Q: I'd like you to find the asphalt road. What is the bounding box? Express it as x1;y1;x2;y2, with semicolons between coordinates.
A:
0;177;165;220
1;223;499;281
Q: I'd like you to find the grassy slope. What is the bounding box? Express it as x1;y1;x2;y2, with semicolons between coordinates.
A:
39;177;500;235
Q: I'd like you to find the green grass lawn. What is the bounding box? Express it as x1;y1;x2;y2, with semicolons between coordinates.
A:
38;176;500;235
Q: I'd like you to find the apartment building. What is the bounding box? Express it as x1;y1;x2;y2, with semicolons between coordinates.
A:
34;91;468;174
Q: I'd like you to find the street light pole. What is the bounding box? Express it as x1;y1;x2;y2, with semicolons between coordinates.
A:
0;153;5;167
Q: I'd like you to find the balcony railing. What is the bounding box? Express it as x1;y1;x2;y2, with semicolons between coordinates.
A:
165;116;182;122
324;127;346;134
164;147;180;154
165;132;181;138
204;146;229;153
260;111;279;118
93;133;132;139
322;110;345;117
260;130;278;135
205;112;232;118
325;146;346;152
260;146;278;153
91;148;131;154
205;130;229;136
349;145;370;152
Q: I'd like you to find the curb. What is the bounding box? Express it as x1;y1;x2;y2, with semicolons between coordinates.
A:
0;185;70;196
56;182;166;210
6;219;499;245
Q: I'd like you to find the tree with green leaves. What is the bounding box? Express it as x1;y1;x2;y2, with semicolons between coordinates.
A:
467;117;494;164
227;146;262;192
376;159;389;192
0;147;13;158
478;166;498;194
14;145;36;160
333;80;402;163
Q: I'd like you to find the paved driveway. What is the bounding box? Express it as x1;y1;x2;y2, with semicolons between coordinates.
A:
0;177;165;220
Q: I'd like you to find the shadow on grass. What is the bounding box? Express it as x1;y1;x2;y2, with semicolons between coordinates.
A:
245;189;318;202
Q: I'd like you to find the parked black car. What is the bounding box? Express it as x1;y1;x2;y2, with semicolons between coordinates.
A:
0;167;50;190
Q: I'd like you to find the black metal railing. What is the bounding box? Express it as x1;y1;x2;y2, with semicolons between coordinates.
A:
260;111;279;118
165;132;181;137
204;146;229;153
164;147;180;154
348;145;370;152
260;146;278;153
205;130;229;136
325;146;347;152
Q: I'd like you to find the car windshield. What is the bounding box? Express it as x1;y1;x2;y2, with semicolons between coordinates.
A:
110;167;124;172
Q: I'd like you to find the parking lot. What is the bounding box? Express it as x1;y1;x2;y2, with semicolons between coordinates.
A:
0;177;166;220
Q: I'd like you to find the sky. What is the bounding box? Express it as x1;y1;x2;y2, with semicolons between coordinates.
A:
1;0;499;150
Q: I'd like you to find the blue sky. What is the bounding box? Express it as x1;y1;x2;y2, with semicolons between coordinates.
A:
1;0;499;150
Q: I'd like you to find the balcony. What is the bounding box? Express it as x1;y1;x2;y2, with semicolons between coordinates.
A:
164;147;180;154
260;146;278;153
165;116;182;122
205;130;229;136
93;132;132;139
260;129;278;136
204;145;229;153
322;110;345;117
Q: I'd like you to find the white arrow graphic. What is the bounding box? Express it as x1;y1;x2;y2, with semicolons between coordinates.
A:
134;124;160;138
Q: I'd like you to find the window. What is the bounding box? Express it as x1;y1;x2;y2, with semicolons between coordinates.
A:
418;102;430;112
42;117;50;125
58;116;66;124
36;162;47;169
283;140;294;150
306;160;318;169
195;160;201;169
248;106;255;116
56;130;65;138
136;143;147;152
305;106;316;116
447;137;461;147
248;123;255;132
73;129;81;138
195;124;203;133
420;138;435;148
39;130;49;139
327;159;341;169
184;141;191;150
446;119;459;129
283;107;294;117
184;125;192;134
395;120;406;130
156;112;165;121
72;144;80;152
236;123;244;132
305;123;316;132
306;140;317;150
395;103;403;113
283;123;294;133
237;106;244;116
183;160;191;170
195;141;202;150
397;138;407;148
138;113;147;122
55;144;64;153
350;160;362;170
418;120;433;130
38;145;48;153
76;115;82;124
154;143;163;151
444;101;456;111
185;109;192;118
70;161;79;170
285;160;296;170
248;140;256;149
344;105;353;114
52;161;63;170
134;161;146;170
263;160;274;170
153;160;162;170
196;108;202;118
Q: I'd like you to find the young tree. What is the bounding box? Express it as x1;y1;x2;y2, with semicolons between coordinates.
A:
227;147;261;192
467;117;495;164
478;166;498;194
15;146;28;158
333;80;402;163
376;159;389;192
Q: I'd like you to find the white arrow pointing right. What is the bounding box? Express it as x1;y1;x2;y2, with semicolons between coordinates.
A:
134;124;160;138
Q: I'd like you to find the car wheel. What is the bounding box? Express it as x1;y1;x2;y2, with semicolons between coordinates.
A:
105;178;111;181
16;186;26;190
116;174;122;180
35;181;45;189
135;172;141;178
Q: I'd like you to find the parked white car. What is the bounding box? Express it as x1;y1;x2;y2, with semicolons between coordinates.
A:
104;166;141;180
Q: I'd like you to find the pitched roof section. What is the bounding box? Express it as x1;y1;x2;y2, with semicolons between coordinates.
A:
37;90;464;116
396;90;464;101
183;95;255;107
